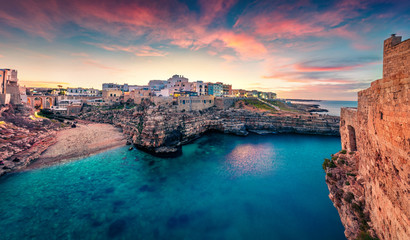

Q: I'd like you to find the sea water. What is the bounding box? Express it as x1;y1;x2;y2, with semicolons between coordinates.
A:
0;133;345;239
291;100;358;116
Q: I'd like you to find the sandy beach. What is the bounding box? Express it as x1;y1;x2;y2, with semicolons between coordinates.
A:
26;123;127;169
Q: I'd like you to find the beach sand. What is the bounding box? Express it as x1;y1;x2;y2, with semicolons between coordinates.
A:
26;123;127;169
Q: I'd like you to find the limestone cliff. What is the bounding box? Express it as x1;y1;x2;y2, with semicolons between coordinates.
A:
0;104;59;176
324;35;410;240
80;105;339;156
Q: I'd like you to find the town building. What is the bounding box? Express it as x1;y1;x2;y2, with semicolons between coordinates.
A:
176;95;215;111
166;75;191;95
191;81;206;96
208;83;223;97
148;80;167;91
67;87;100;96
124;89;153;104
102;83;130;92
223;84;232;96
0;68;22;105
102;89;123;103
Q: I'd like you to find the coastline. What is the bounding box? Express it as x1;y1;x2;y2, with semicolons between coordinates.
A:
24;123;127;170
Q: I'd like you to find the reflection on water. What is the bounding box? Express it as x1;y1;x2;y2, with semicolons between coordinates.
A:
226;143;275;177
0;133;345;240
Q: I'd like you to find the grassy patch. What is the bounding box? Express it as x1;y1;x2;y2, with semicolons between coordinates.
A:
242;99;277;112
267;100;299;112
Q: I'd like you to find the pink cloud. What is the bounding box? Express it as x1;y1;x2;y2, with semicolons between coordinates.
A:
71;52;89;57
198;0;237;26
82;59;124;72
87;43;167;57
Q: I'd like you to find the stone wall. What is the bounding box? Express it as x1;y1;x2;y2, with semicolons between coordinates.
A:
328;35;410;240
356;75;409;240
214;97;239;110
340;107;358;152
176;95;215;111
383;35;410;79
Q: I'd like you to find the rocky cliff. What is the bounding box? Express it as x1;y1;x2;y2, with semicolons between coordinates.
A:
0;104;60;176
324;35;410;240
80;105;339;156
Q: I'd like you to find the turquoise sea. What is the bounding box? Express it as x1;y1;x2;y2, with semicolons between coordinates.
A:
291;100;358;116
0;133;345;240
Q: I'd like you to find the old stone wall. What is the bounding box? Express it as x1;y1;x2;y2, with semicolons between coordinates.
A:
329;35;410;240
340;107;358;152
214;97;239;109
356;75;409;240
176;95;215;111
383;35;410;79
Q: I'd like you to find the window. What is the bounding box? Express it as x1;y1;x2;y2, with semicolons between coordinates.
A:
110;93;113;96
183;100;185;104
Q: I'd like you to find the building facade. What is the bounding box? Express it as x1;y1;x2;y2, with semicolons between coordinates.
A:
102;89;123;103
67;87;100;96
176;95;215;111
0;68;21;105
208;83;223;97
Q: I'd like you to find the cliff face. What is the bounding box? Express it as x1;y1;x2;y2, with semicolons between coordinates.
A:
325;35;410;240
80;106;339;156
0;104;59;176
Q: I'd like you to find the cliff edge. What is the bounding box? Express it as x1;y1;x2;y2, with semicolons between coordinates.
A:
324;35;410;239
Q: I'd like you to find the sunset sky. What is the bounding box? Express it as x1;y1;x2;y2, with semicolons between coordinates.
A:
0;0;409;100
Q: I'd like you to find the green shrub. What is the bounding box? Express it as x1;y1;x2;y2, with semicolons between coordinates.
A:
345;181;350;185
347;172;357;177
339;159;345;164
352;203;362;213
344;192;354;203
329;160;337;168
327;173;333;177
357;231;379;240
322;158;330;170
331;156;338;161
349;151;355;155
340;149;347;154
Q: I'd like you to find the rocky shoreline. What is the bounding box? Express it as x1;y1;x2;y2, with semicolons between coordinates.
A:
323;151;374;239
0;104;127;176
79;104;340;156
0;104;60;176
1;102;339;174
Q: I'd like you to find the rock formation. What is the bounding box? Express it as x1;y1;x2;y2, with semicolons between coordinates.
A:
80;104;339;156
324;35;410;239
0;104;60;176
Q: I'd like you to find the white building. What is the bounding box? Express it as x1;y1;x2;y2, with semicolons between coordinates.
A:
191;81;206;96
67;87;100;96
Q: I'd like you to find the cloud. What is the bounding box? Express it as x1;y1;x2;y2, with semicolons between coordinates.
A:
19;80;70;88
86;42;167;57
198;0;237;26
293;61;378;72
0;0;264;61
82;59;124;72
71;52;89;57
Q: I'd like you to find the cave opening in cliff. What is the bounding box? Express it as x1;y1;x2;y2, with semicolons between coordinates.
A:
347;125;357;151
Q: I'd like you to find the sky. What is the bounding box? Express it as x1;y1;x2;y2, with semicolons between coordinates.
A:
0;0;409;100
